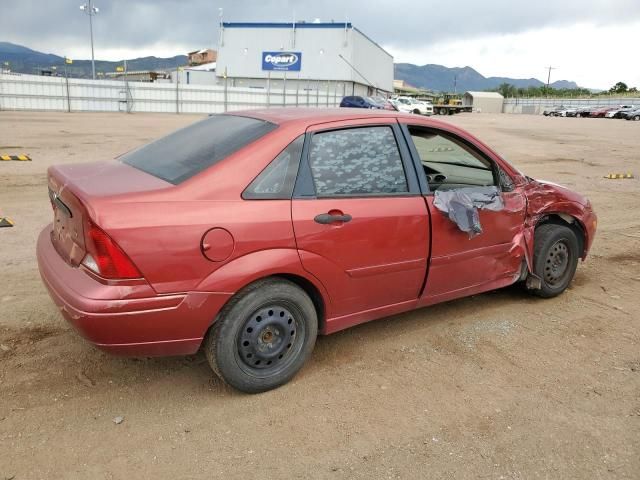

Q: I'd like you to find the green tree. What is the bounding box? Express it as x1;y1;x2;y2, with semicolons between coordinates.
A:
609;82;628;94
496;82;517;97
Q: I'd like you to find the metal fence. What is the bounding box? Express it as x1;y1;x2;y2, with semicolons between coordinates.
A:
503;96;640;114
0;72;345;113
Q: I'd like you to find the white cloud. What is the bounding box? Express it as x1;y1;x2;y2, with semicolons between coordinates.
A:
385;22;640;90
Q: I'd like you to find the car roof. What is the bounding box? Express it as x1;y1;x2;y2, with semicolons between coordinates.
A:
230;107;406;126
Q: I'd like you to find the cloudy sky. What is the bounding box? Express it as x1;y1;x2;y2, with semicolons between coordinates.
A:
3;0;640;89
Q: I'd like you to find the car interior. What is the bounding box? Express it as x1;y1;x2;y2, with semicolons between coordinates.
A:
408;127;497;191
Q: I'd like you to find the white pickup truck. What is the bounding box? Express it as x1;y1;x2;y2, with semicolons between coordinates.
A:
392;96;434;116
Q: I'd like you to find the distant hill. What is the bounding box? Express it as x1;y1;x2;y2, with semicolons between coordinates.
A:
0;42;187;77
394;63;578;92
1;41;581;91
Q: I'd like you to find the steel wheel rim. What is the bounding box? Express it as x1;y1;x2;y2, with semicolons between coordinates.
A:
235;304;304;376
544;240;572;286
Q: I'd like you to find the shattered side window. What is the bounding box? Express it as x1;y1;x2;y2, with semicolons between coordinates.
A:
433;186;505;238
409;127;496;189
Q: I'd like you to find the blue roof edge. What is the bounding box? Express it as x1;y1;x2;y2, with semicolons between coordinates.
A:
222;22;352;29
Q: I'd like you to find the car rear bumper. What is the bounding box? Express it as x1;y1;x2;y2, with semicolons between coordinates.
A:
37;225;231;356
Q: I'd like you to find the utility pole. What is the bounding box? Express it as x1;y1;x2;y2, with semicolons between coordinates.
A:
545;66;556;96
80;1;99;79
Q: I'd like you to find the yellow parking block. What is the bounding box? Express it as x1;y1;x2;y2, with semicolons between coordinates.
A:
0;217;14;228
0;154;32;161
604;173;634;179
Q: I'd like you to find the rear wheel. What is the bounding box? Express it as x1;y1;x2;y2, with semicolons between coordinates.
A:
528;224;579;298
205;278;318;393
634;115;640;121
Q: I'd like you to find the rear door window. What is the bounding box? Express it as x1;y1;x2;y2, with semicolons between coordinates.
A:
121;114;277;184
308;126;408;196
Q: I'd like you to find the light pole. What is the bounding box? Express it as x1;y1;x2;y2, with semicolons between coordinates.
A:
80;1;99;79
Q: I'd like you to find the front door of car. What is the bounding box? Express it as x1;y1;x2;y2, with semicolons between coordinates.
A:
291;120;430;318
402;124;528;304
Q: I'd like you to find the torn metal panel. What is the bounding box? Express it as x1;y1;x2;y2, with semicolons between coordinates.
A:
433;186;505;237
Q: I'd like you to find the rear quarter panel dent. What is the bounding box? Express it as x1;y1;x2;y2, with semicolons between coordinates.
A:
196;248;333;314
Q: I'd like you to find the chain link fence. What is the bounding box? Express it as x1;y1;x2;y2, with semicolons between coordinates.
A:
503;96;640;114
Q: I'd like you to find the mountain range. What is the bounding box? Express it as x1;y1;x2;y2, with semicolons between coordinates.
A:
394;63;578;92
0;42;186;77
0;41;580;92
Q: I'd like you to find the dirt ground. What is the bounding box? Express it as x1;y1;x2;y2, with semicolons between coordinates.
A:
0;110;638;479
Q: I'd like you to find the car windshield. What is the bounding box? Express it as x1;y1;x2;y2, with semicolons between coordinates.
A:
120;115;277;184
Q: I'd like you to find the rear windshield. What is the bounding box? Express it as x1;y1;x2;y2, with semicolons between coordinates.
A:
120;114;277;184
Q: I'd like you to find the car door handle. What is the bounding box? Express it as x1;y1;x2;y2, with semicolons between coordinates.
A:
314;212;352;225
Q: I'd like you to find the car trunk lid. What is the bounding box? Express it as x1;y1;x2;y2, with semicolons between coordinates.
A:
47;160;172;266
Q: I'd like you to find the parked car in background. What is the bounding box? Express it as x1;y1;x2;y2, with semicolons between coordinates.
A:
393;96;434;115
605;105;635;118
621;107;640;121
575;106;597;118
589;106;619;118
368;96;398;111
554;107;579;117
340;96;383;109
565;107;584;117
38;109;597;393
543;105;566;116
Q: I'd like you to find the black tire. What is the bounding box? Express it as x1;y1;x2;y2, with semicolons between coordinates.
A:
633;115;640;121
529;224;579;298
204;278;318;393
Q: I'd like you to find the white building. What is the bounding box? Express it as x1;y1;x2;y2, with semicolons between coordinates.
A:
463;91;505;113
215;22;394;95
171;62;217;85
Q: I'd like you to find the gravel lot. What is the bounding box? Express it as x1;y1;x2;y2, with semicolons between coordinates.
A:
0;111;638;479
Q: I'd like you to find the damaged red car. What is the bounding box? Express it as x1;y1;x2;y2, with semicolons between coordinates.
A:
37;109;597;393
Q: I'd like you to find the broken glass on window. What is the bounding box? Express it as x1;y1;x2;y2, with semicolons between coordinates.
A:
433;186;504;238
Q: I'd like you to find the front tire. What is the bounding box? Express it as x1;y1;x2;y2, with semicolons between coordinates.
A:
528;224;580;298
205;278;318;393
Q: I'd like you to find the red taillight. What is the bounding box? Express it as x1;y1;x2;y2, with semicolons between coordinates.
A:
83;221;142;279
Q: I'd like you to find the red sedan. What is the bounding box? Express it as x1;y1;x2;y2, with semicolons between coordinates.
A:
589;106;618;118
37;109;597;393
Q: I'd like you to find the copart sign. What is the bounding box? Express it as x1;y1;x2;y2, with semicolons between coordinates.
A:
261;52;302;71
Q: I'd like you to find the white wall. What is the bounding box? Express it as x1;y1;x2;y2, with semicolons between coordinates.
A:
351;29;394;92
216;24;393;92
218;25;353;82
0;73;341;113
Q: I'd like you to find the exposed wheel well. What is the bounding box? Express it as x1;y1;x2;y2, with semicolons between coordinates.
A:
204;274;326;342
276;274;326;332
536;213;586;256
